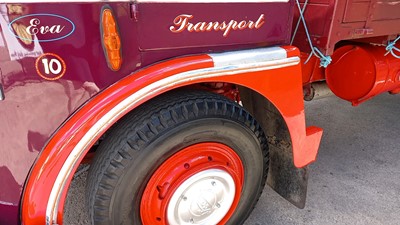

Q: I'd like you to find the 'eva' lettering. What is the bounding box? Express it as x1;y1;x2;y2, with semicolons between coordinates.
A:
26;18;65;35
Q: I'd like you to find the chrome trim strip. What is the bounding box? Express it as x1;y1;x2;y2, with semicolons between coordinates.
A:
0;84;4;101
209;46;287;67
45;48;299;225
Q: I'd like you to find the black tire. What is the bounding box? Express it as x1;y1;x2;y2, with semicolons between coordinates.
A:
86;90;269;225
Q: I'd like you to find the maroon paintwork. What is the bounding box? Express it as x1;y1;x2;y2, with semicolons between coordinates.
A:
0;3;139;224
292;0;400;55
0;1;293;224
137;2;294;66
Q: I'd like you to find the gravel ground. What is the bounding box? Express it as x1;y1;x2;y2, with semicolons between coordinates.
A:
64;93;400;225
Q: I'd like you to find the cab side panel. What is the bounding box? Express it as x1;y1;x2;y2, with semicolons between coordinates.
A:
137;1;294;66
0;3;139;224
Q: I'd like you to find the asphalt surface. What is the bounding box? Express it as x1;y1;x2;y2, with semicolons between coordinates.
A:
64;93;400;225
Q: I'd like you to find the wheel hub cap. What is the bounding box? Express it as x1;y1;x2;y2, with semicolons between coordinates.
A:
167;169;235;225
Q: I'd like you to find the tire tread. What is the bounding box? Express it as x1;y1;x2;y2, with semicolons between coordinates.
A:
86;90;268;225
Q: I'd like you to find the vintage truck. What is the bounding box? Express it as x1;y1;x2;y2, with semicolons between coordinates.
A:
0;0;399;224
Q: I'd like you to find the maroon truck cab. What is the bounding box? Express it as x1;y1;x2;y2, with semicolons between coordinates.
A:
1;1;302;224
0;0;398;225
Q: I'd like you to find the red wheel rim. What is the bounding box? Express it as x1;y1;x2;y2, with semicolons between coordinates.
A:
140;142;244;225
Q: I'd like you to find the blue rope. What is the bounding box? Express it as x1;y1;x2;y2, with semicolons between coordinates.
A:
290;0;309;45
314;47;332;68
385;36;400;59
293;0;332;68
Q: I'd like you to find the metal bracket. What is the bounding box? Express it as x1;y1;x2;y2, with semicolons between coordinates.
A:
0;84;4;101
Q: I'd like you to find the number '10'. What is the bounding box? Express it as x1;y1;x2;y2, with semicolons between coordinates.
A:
41;58;62;75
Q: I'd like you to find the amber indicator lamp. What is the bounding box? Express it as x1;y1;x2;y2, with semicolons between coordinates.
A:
101;7;122;71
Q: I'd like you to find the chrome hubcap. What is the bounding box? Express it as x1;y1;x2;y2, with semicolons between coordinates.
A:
167;169;236;225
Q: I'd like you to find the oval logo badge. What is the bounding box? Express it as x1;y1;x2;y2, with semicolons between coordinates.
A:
8;13;75;42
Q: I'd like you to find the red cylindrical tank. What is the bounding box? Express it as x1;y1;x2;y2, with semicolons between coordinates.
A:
326;44;400;105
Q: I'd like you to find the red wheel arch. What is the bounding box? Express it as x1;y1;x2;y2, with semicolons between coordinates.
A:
21;46;322;225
